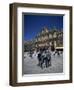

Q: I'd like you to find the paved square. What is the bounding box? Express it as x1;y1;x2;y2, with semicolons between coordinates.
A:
23;52;63;75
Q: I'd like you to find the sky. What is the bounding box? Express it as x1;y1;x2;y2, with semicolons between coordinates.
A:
23;14;63;41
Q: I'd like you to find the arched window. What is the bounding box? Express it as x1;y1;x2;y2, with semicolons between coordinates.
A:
53;32;57;38
49;34;52;39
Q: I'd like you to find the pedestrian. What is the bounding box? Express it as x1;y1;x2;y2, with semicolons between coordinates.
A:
46;50;51;67
37;51;42;67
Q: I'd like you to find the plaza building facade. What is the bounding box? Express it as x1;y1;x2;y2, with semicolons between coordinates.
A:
34;27;63;49
24;27;63;52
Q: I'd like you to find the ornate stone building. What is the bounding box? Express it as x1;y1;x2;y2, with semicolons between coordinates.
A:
34;27;63;49
24;27;63;51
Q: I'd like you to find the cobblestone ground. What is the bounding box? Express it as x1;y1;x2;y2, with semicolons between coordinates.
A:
23;52;63;75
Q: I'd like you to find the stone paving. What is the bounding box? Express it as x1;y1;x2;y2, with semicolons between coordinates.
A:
23;52;63;75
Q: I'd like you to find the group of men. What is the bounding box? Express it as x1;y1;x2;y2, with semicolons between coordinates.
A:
28;45;63;69
28;47;51;69
37;48;51;69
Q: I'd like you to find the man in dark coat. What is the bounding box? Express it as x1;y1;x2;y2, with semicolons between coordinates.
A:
37;51;42;67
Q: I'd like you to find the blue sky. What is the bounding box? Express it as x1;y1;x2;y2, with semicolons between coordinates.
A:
23;14;63;41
